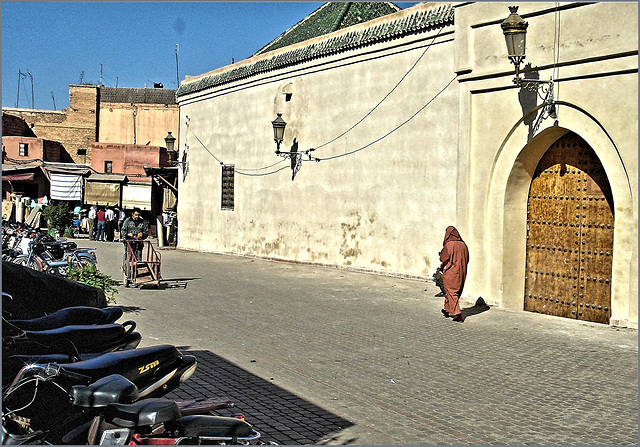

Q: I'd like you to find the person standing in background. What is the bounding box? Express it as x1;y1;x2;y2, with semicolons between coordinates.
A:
105;206;116;242
96;206;106;241
87;204;97;241
438;226;469;323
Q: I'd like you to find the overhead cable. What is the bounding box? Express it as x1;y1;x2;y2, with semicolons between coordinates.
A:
314;74;458;162
312;26;445;153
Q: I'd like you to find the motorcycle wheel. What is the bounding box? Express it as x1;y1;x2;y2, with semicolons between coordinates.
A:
13;256;43;272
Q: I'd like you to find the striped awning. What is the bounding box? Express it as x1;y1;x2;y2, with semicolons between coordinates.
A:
50;173;83;201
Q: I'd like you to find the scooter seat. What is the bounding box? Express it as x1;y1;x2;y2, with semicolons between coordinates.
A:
105;399;181;427
2;352;106;386
11;322;136;354
72;374;139;408
164;415;253;438
53;345;185;382
9;306;123;331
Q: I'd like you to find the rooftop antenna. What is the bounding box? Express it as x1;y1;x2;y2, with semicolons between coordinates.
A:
100;63;103;85
79;70;85;84
26;70;34;109
175;44;179;87
51;91;56;110
16;70;26;107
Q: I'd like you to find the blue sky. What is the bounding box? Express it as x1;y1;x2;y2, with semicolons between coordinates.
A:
2;2;418;110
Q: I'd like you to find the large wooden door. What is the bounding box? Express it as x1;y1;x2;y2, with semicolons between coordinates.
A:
524;132;614;324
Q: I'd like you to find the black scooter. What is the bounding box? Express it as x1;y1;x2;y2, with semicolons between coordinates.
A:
6;305;123;331
2;304;133;386
2;318;142;358
70;373;261;445
2;344;218;444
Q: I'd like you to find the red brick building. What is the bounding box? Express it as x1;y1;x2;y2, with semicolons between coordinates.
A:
3;85;100;164
3;136;73;164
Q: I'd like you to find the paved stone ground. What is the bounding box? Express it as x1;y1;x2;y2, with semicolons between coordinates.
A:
88;240;638;445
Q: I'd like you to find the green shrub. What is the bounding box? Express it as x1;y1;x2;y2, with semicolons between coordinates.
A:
68;262;118;303
42;202;73;234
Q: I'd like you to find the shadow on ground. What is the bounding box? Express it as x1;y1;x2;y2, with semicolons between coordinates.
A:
118;305;146;314
461;297;490;319
117;278;200;290
166;348;354;445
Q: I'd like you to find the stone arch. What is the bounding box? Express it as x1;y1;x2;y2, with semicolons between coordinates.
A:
487;102;634;325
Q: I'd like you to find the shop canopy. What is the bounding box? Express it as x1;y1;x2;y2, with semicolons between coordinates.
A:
2;172;36;182
84;174;127;207
49;173;83;201
43;163;92;201
122;183;152;211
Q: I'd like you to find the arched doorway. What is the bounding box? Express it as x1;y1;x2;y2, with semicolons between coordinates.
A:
524;132;614;324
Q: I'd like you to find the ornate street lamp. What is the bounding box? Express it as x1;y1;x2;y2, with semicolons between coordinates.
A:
501;6;554;94
501;6;528;81
271;113;287;154
501;6;556;132
164;131;177;163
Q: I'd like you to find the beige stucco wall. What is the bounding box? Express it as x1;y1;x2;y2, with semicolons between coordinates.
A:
177;2;637;326
178;6;458;278
99;103;179;147
456;2;637;326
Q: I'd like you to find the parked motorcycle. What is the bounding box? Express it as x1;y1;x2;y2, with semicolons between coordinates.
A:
69;373;261;445
2;345;233;445
6;306;123;331
11;236;96;277
2;318;141;358
2;305;128;384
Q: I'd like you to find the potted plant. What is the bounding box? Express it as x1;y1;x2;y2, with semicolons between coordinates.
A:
42;202;73;237
68;262;118;303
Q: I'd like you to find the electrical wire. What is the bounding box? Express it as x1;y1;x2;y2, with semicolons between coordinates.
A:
185;122;290;176
183;27;448;176
234;159;287;172
313;27;445;153
235;165;290;177
316;74;457;162
185;124;224;165
553;3;561;117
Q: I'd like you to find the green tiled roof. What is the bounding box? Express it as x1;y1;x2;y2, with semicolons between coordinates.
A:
253;2;401;56
177;4;454;98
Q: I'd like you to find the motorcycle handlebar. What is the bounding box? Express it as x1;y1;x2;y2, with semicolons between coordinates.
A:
40;363;91;383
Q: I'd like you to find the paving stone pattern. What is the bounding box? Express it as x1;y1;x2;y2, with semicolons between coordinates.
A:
92;241;638;445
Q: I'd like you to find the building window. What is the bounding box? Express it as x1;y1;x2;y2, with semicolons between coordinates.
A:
104;161;113;174
77;148;87;156
221;164;234;211
19;143;28;157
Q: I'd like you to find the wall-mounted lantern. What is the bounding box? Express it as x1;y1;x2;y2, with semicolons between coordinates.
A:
501;6;528;79
501;5;557;133
501;6;553;94
165;131;177;163
271;113;287;154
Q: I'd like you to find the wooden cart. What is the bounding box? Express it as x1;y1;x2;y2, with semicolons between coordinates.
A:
122;240;162;287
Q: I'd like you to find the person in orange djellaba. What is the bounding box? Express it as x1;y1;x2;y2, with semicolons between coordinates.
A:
438;226;469;323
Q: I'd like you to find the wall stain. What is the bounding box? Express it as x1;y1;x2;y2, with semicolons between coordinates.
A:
422;256;432;276
340;211;362;260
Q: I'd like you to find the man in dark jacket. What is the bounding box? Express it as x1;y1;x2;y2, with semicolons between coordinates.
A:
121;208;148;261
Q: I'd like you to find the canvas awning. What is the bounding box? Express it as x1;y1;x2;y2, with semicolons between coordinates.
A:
84;174;126;206
122;184;152;210
3;173;36;182
50;173;83;201
84;181;121;206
